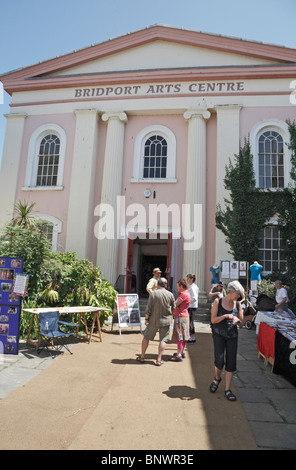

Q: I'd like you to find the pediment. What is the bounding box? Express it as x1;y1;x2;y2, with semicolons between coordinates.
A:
43;39;280;78
2;25;296;93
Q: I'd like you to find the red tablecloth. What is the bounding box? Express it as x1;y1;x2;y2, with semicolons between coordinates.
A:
257;322;275;358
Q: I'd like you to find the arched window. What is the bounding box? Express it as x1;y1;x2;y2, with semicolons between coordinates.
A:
258;131;284;189
132;125;177;183
250;120;291;190
23;124;66;190
143;135;167;179
34;214;62;252
37;134;60;186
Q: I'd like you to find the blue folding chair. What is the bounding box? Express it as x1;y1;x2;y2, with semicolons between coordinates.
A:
37;311;76;356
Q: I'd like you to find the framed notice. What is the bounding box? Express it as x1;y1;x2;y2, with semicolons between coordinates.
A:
221;261;230;279
239;261;247;278
113;294;142;335
0;257;23;354
230;261;239;279
12;273;29;297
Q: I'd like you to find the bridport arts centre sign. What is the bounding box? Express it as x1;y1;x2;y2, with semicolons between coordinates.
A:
74;80;245;98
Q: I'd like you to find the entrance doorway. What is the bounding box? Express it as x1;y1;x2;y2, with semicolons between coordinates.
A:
125;233;173;294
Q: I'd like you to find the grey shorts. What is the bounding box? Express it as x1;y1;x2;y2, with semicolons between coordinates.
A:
143;324;170;342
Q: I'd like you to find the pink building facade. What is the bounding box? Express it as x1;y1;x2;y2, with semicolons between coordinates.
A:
0;25;296;295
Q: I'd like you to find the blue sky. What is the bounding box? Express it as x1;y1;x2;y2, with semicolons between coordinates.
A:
1;0;296;164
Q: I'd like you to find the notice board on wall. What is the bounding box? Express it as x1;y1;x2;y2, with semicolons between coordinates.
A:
0;257;23;354
221;260;249;280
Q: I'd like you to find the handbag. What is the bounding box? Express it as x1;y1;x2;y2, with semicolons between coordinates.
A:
211;298;238;338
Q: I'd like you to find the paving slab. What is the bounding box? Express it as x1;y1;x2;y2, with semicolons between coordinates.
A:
249;421;296;450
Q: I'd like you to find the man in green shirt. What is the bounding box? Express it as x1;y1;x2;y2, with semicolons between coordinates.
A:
137;277;175;366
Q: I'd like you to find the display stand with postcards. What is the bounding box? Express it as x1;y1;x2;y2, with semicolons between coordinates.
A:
0;257;28;355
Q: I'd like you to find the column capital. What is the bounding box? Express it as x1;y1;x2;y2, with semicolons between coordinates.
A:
101;111;128;123
74;108;98;116
184;109;211;121
214;104;242;113
4;113;28;120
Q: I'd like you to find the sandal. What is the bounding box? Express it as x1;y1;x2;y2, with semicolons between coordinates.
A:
173;352;186;359
155;360;164;366
169;354;183;362
209;377;221;393
136;356;145;363
224;389;237;401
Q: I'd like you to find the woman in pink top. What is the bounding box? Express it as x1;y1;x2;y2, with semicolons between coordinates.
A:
170;278;191;362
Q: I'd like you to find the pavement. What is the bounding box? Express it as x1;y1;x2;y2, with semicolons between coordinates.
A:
0;318;295;451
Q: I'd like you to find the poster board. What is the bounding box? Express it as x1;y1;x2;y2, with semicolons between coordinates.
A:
220;260;249;285
112;294;142;335
0;257;23;354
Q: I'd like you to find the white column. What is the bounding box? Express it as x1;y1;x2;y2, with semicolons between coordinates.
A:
183;109;211;292
215;105;242;260
66;109;98;258
96;111;127;283
0;113;27;227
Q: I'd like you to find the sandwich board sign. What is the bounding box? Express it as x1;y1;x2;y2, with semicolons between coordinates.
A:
112;294;142;335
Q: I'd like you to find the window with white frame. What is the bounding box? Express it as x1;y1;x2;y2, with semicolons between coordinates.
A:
258;225;287;273
34;214;62;252
131;125;177;183
250;120;291;190
143;134;167;179
23;124;66;190
36;134;60;187
258;131;284;189
40;221;54;245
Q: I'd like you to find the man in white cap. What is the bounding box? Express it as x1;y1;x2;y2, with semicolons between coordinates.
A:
146;267;162;295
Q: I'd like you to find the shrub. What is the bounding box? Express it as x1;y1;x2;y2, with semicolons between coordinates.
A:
39;252;117;328
0;218;117;337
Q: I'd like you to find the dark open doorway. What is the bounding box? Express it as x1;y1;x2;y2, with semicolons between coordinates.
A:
140;255;167;295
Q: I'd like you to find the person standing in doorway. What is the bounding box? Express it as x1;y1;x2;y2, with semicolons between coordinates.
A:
186;274;199;344
146;267;162;295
